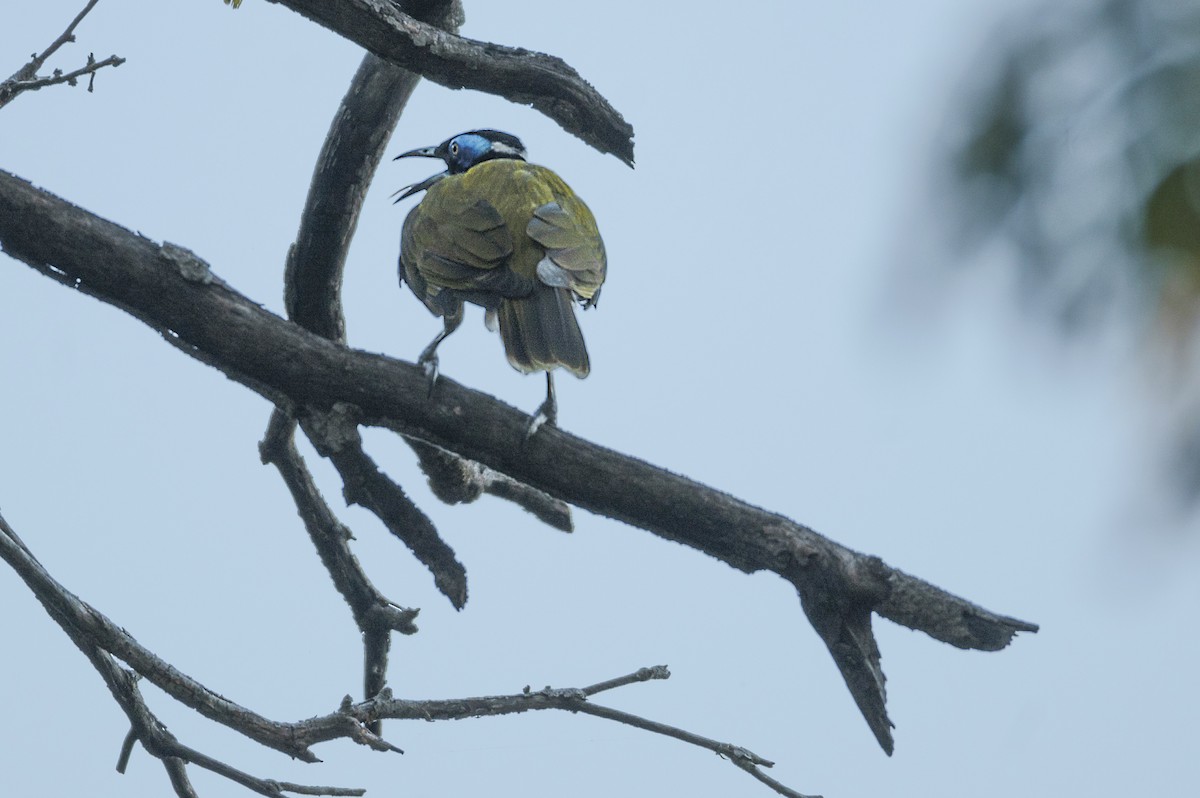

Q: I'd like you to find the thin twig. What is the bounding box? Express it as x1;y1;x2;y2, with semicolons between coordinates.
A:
357;673;818;798
582;664;670;695
274;784;367;797
20;0;101;77
5;505;814;795
0;509;322;763
4;54;125;94
731;755;822;798
0;1;124;110
0;512;365;797
116;729;138;774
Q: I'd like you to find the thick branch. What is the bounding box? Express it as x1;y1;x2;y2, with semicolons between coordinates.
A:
283;47;434;343
259;409;421;638
404;436;573;531
277;28;454;723
0;169;1037;752
299;404;468;607
263;0;634;165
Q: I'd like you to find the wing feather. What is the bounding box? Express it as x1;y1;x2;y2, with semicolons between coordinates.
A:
527;201;606;301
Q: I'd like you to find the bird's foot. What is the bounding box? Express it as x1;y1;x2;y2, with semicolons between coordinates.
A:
525;396;558;440
417;354;440;397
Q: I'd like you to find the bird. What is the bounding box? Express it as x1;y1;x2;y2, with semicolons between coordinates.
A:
393;130;606;435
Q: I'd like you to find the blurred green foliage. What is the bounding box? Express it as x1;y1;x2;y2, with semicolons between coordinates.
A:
950;0;1200;339
948;0;1200;505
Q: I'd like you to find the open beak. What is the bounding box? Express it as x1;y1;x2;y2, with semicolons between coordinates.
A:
391;171;448;202
392;144;448;201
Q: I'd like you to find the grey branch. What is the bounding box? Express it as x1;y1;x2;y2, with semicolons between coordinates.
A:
0;511;363;797
0;0;124;110
404;435;574;530
264;0;634;165
0;168;1038;755
258;409;421;639
299;403;469;606
274;36;445;734
314;669;819;798
0;509;810;796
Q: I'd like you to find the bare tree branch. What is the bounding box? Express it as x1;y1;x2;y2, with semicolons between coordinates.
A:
300;403;468;606
404;435;573;531
269;6;472;712
279;35;478;608
2;508;811;796
0;168;1038;754
270;4;472;724
274;33;446;735
0;0;124;110
0;511;365;797
258;409;421;639
0;506;321;761
0;2;1031;793
262;0;634;165
10;0;101;79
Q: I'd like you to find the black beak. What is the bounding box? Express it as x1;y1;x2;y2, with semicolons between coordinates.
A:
393;145;440;161
392;144;449;202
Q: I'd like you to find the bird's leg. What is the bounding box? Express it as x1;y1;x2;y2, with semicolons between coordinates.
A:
417;310;462;396
526;372;558;438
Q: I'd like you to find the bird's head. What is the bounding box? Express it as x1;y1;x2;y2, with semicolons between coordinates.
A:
393;130;527;201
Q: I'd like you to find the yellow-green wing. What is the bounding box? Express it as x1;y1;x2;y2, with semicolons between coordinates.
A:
401;190;535;306
526;200;607;305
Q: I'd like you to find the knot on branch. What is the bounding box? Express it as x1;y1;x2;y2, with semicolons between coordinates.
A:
406;438;486;504
160;242;213;285
635;665;670;681
762;522;821;573
302;403;363;456
523;685;587;702
363;601;420;635
715;743;775;768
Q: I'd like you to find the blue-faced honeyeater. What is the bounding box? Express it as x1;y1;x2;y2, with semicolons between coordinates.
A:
394;130;606;433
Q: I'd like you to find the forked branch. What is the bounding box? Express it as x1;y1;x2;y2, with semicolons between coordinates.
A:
263;0;634;164
0;510;814;797
0;0;124;110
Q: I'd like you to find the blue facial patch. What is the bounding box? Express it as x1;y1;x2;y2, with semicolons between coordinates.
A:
448;133;493;172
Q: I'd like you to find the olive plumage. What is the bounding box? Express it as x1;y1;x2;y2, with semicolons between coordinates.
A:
394;130;606;432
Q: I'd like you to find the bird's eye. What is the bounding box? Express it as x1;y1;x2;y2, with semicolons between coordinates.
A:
449;142;459;156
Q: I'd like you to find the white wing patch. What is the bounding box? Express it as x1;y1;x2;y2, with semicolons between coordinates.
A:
536;256;573;289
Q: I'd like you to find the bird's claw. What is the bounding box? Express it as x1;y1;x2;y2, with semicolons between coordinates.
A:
525;397;557;440
419;355;440;397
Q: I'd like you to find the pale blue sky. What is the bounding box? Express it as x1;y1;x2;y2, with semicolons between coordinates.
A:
2;2;1196;797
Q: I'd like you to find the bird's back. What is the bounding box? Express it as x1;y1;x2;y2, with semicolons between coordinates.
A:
400;158;605;376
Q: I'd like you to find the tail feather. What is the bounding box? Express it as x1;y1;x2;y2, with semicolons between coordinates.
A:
498;286;589;377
